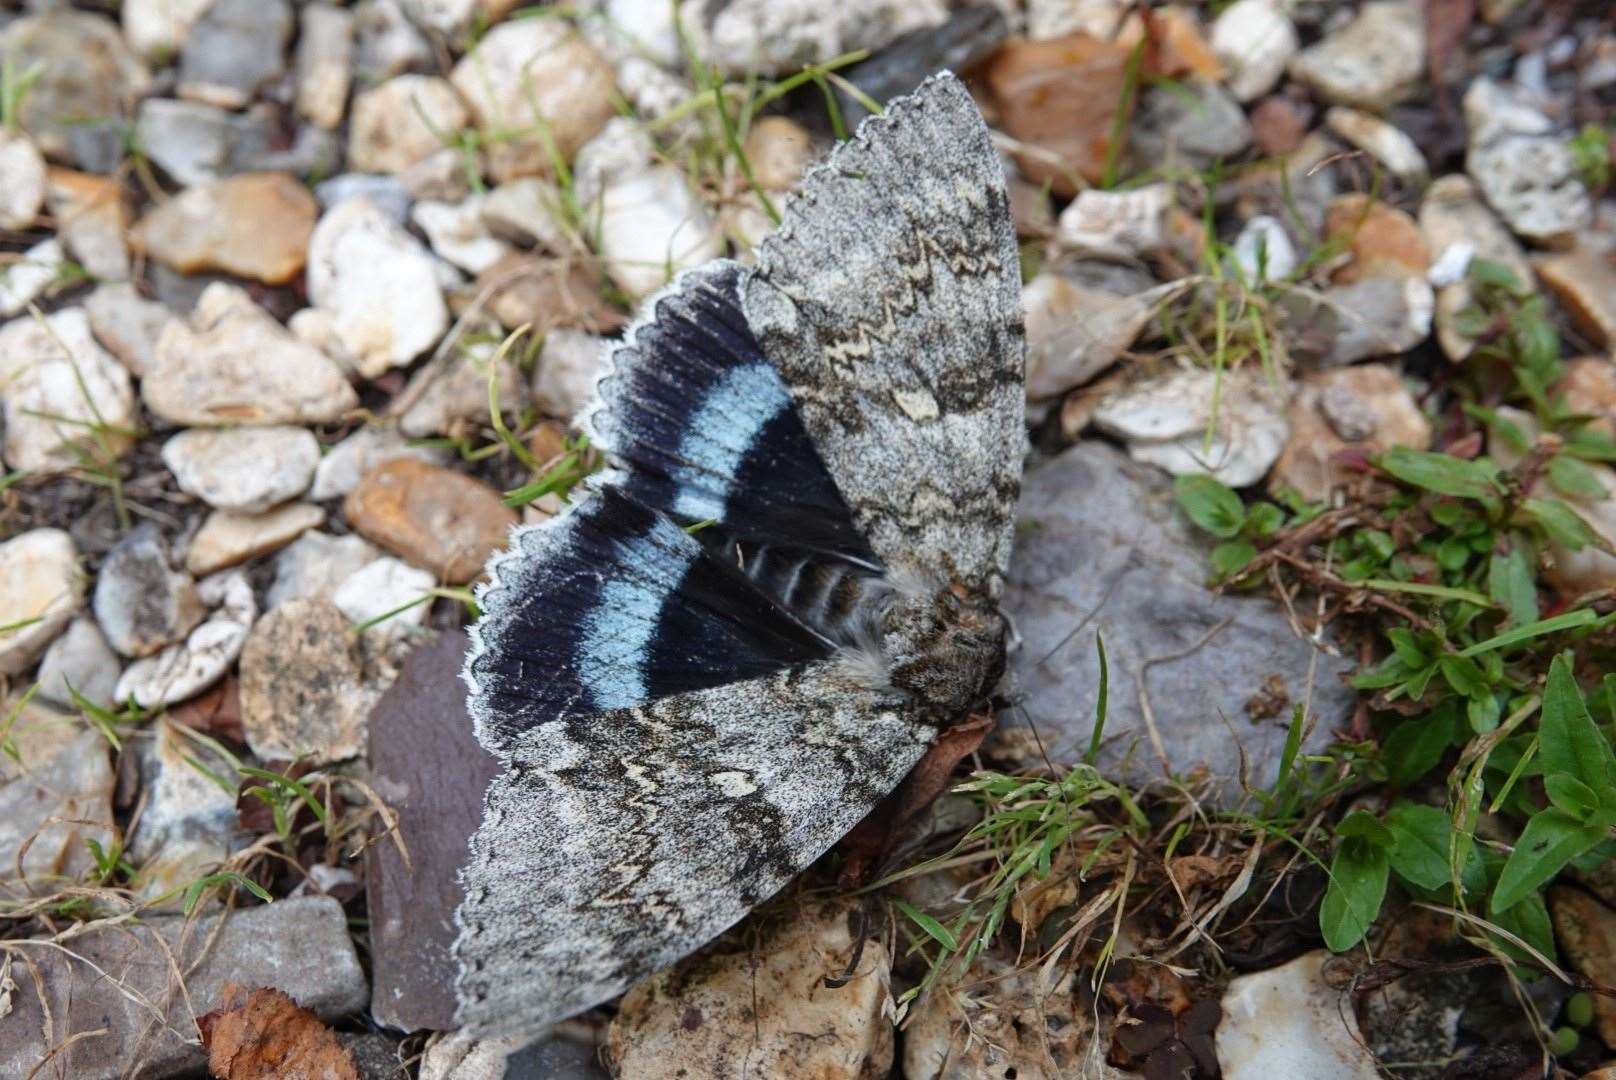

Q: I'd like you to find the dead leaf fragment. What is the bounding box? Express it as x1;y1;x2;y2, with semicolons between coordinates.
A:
198;983;360;1080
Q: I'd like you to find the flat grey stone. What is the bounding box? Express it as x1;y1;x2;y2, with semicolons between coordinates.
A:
0;896;367;1079
1001;441;1353;807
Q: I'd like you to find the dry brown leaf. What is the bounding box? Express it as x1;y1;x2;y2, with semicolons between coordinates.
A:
198;983;359;1080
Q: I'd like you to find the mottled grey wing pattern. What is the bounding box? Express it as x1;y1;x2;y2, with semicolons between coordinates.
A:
453;661;931;1035
743;72;1026;596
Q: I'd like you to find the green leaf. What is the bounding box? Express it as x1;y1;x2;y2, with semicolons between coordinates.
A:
1439;654;1488;699
1524;498;1603;552
1175;475;1245;538
1488;544;1539;628
1336;809;1395;848
1211;540;1258;576
1378;447;1500;500
1468;257;1525;295
1549;456;1611;500
1489;887;1557;967
1491;808;1611;913
1320;836;1391;951
1384;802;1455;891
1545;774;1601;820
1355;578;1492;607
1539;654;1616;805
1244;501;1285;538
892;898;959;951
1386;628;1429;669
1383;706;1459;787
1467;693;1502;735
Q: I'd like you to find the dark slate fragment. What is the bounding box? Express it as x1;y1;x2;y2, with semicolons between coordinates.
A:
834;5;1007;123
365;628;501;1032
1001;441;1355;807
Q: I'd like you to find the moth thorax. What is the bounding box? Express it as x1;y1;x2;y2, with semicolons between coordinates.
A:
880;588;1006;715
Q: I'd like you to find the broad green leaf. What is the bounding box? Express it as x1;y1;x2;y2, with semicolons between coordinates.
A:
1545;774;1600;820
1549;456;1610;500
1467;693;1502;735
1383;705;1459;787
1436;536;1471;571
1491;807;1611;913
1439;654;1488;699
1211;540;1258;576
1386;628;1429;669
1539;654;1616;805
1320;837;1391;952
1384;802;1455;891
1489;887;1557;967
1336;809;1395;848
1468;257;1525;295
1524;498;1603;552
1378;447;1500;500
1487;544;1539;628
1174;475;1244;538
1244;501;1285;537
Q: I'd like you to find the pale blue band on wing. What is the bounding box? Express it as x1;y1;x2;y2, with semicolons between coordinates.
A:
576;519;697;710
670;362;793;523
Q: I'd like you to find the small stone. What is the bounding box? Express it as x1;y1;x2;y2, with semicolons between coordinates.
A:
531;328;607;419
397;0;518;35
84;283;174;378
94;524;205;659
1324;194;1431;282
353;0;433;84
186;502;326;576
742;116;815;192
0;237;68;317
478;255;626;336
1325;106;1429;185
1022;275;1184;401
681;0;947;77
1231;215;1298;283
45;168;130;281
1269;364;1431;502
1536;244;1616;350
0;896;367;1078
0;307;137;473
307;197;450;377
316;172;412;224
0;131;47;230
420;1033;530;1080
1093;367;1290;487
1278;276;1435;367
0;722;113;895
480;177;570;252
399;147;476;204
115;570;256;711
607;899;892;1078
348;75;467;175
1056;183;1172;258
162;426;321;513
177;0;293;110
1216;951;1380;1079
145;283;358;425
412;196;514;275
1555;357;1616;440
570;116;723;299
333;556;436;637
344;458;516;584
0;13;151;170
266;531;381;608
399;339;530;438
1419;174;1536;361
132;172;316;285
1249;94;1312;156
1211;0;1298;101
982;32;1133;195
1464;79;1593;247
1128;78;1252;173
0;529;84;677
1289;1;1424;111
309;425;450;501
122;0;215;62
1426;241;1473;288
832;4;1008;125
239;598;372;763
36;616;119;711
133;98;259;186
450;21;617;182
127;717;241;905
295;3;354;130
1025;0;1127;41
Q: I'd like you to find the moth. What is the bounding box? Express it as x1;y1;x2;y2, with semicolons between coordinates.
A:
455;71;1025;1036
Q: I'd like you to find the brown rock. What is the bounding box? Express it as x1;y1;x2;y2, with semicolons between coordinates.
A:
45;167;129;280
132;173;317;285
981;33;1133;196
1324;194;1430;282
344;459;516;584
0;722;113;895
476;253;626;335
1537;244;1616;351
239;598;371;763
186;503;327;576
1551;886;1616;1049
1269;364;1431;502
1249;95;1311;156
742;115;815;192
1556;357;1616;439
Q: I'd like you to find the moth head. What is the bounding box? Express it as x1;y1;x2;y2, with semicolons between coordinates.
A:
879;584;1006;715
